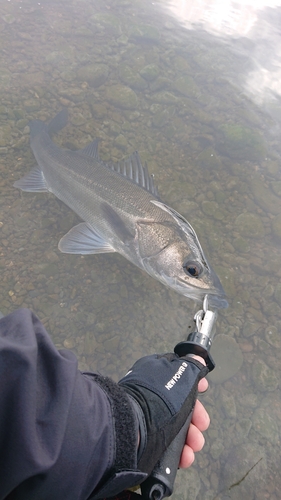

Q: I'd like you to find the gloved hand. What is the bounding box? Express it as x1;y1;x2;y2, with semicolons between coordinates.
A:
118;353;209;475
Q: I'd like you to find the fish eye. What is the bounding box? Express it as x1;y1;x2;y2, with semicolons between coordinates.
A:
183;260;203;278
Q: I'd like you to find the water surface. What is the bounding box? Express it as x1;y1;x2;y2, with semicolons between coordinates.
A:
1;0;281;498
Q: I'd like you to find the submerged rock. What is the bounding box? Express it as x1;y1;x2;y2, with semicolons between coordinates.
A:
208;334;243;384
106;85;138;110
218;124;266;161
197;147;221;169
174;468;200;499
234;212;264;239
152;107;175;128
129;24;160;42
242;321;258;338
210;439;225;460
232;237;250;253
264;325;281;348
91;12;122;36
0;125;12;147
249;178;281;215
151;91;178;104
272;213;281;240
201;200;224;220
219;388;237;418
234;418;252;443
76;64;109;87
271;180;281;197
119;65;147;90
222;443;266;499
173;75;200;98
252;407;279;443
252;358;279;391
140;64;160;82
2;14;16;24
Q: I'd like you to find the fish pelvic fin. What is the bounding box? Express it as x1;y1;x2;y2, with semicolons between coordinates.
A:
13;166;48;192
58;222;115;255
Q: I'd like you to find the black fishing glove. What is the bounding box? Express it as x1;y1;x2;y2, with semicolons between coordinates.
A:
91;353;208;499
118;353;209;475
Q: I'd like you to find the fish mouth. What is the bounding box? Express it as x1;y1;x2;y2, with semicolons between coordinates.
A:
161;273;228;309
206;294;228;309
145;264;228;309
181;285;228;309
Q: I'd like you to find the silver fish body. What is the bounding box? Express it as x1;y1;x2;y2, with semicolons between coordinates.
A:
14;109;227;308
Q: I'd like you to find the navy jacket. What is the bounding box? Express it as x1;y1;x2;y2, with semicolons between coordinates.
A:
0;309;146;500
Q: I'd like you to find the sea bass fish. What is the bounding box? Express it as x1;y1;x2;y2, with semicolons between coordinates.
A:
14;109;227;308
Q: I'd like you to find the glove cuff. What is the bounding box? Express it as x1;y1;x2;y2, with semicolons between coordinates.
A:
89;375;147;499
127;395;147;462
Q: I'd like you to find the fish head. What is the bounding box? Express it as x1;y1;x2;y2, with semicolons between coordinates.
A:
142;238;227;308
137;201;228;309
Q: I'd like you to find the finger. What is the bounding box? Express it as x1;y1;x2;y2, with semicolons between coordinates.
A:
179;444;195;469
198;377;208;393
191;399;210;431
188;355;209;393
186;422;205;452
179;423;206;469
179;420;207;469
190;354;206;365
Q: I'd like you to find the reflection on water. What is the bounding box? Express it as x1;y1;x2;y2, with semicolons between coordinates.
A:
166;0;281;121
166;0;259;35
1;0;281;498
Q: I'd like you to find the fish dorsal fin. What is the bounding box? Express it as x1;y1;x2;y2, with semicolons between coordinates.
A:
78;144;158;196
150;200;209;268
109;152;159;197
77;139;101;160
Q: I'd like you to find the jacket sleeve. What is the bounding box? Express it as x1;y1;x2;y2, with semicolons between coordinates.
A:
0;309;145;500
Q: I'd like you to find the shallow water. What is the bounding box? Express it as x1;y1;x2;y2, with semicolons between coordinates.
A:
1;0;281;498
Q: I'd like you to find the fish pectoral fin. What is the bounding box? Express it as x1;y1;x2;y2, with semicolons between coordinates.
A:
101;203;134;243
13;166;48;192
58;222;115;255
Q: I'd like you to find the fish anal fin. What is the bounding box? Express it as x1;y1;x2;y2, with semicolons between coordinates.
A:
58;222;115;255
77;139;100;160
13;166;48;192
101;203;134;243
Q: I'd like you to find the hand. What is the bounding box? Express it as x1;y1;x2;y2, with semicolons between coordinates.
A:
179;356;210;468
119;352;209;475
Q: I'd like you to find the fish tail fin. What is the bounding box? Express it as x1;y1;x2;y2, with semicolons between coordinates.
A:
47;108;68;134
28;119;47;138
28;109;68;139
